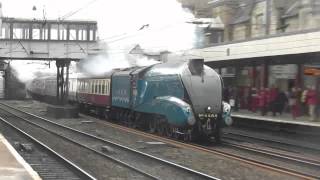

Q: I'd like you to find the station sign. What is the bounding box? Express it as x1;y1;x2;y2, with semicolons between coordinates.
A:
304;67;320;76
270;64;297;79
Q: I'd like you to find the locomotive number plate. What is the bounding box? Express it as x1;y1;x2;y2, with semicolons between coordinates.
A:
198;113;215;118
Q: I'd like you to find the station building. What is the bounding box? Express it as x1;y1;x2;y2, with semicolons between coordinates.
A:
177;0;320;112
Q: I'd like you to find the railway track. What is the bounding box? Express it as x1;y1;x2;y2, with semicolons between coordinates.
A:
0;116;96;180
217;141;320;179
222;140;320;168
79;113;320;180
222;130;320;151
0;102;219;180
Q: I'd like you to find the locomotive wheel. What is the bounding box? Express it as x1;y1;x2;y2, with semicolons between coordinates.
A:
173;128;180;139
156;119;166;136
103;111;109;120
149;120;157;133
184;129;195;142
183;133;190;142
128;113;136;128
157;124;164;136
165;125;173;137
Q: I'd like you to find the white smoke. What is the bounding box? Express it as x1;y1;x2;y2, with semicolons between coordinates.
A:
77;53;130;76
9;0;197;80
76;0;196;76
9;61;56;83
77;48;161;76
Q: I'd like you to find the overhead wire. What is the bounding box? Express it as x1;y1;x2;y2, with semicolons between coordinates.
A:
58;0;100;20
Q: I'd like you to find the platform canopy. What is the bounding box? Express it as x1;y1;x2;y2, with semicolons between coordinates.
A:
187;29;320;65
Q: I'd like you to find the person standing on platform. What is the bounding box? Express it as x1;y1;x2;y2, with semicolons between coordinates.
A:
289;87;298;119
301;88;308;116
269;86;279;116
259;88;267;116
306;85;317;121
274;90;288;116
223;87;230;103
296;87;303;117
250;88;258;113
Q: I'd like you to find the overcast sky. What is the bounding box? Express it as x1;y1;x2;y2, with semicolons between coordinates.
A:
0;0;196;52
2;0;197;82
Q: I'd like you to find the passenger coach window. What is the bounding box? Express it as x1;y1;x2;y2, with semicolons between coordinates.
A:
106;80;109;94
98;80;101;94
95;82;98;94
102;84;105;94
91;82;94;94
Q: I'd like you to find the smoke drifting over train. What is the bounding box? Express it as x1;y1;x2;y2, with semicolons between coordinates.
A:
9;0;198;81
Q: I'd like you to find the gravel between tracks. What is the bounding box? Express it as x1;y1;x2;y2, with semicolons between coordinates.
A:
0;121;83;180
0;107;147;180
3;100;301;180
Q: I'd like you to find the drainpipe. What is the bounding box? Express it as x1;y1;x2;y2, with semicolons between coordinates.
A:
265;0;271;35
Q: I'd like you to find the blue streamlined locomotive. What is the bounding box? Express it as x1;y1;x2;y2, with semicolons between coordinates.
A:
28;59;232;142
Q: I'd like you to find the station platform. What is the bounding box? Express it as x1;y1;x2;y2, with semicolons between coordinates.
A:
0;133;41;180
232;110;320;127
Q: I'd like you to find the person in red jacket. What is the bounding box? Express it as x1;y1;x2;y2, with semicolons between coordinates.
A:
269;87;279;116
250;88;259;113
306;85;318;121
259;88;268;116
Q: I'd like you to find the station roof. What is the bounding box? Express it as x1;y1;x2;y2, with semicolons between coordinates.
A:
187;29;320;67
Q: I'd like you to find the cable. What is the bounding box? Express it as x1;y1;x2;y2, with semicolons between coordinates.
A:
59;0;100;20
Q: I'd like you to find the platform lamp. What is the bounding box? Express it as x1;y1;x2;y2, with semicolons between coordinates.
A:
32;5;37;20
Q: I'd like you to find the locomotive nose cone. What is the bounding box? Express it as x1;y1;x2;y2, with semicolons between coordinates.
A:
188;115;196;126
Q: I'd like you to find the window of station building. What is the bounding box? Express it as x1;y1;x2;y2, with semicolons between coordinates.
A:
0;23;10;39
32;24;49;40
69;24;88;41
88;25;97;41
51;28;57;40
12;23;30;39
69;29;77;41
78;29;87;41
50;24;59;40
57;24;68;40
32;28;40;40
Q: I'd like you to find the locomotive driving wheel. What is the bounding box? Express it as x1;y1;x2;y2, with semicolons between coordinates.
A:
165;124;173;137
149;119;157;133
183;131;191;142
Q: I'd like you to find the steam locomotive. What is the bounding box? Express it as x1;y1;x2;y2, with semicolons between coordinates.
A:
28;59;231;142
